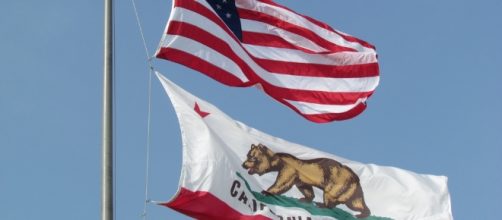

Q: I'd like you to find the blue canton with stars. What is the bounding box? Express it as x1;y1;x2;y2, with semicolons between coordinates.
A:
206;0;243;41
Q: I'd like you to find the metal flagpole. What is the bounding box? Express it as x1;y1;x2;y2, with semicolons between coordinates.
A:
102;0;113;219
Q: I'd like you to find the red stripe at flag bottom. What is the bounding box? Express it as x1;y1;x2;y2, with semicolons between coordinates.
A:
163;188;272;220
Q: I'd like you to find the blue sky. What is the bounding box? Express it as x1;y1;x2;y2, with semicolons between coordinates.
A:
1;0;501;219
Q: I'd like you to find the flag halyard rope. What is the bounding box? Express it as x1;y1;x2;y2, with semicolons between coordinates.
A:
131;0;155;71
130;0;155;219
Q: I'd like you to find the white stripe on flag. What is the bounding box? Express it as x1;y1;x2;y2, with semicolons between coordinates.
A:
286;98;367;115
259;72;380;93
243;44;378;66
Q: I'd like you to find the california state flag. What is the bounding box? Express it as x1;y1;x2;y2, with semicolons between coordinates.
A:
156;72;452;220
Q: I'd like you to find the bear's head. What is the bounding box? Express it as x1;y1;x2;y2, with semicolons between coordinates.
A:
242;144;275;176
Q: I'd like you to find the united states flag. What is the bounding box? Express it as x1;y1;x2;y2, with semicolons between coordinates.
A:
156;0;380;123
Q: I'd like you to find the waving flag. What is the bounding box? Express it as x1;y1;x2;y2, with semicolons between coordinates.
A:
156;0;380;123
156;72;452;220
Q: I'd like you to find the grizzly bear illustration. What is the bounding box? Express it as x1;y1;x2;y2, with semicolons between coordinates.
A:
242;144;370;218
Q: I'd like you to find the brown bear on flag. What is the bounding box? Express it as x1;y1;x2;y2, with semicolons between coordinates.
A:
242;144;371;218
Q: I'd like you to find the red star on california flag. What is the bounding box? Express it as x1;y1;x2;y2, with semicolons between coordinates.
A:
194;102;210;118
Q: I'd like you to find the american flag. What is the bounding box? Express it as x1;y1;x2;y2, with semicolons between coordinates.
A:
156;0;380;123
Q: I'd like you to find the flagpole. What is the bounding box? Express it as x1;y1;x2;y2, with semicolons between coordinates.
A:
102;0;113;219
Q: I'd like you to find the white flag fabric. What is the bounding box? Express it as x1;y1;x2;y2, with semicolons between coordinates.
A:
156;72;452;220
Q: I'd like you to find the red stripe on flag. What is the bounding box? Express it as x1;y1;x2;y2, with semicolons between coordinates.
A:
274;97;368;123
163;188;272;220
254;0;376;50
259;83;374;104
254;58;379;78
242;31;318;54
238;8;357;53
156;47;251;87
256;80;371;122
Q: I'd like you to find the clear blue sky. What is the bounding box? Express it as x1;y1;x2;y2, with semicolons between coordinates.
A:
1;0;501;219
